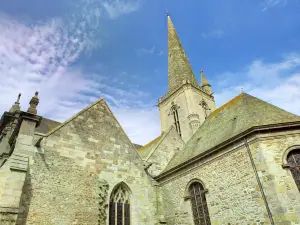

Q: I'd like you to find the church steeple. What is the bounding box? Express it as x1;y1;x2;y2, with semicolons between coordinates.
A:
167;14;198;91
159;14;216;143
200;70;212;95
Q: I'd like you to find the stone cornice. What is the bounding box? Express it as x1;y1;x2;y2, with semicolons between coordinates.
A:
155;121;300;183
158;81;214;106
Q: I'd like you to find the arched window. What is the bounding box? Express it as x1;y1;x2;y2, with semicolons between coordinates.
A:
169;102;181;137
287;150;300;192
188;182;211;225
109;183;131;225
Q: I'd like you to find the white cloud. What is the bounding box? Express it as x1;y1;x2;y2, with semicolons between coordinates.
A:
136;46;164;57
0;14;91;119
157;49;164;56
112;107;160;145
136;46;155;56
214;54;300;115
201;29;225;39
260;0;288;11
0;7;159;145
102;0;140;19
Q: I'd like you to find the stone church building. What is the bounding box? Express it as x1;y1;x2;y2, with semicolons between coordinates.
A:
1;14;300;225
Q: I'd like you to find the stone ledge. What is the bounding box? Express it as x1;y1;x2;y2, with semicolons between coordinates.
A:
0;207;20;214
9;153;28;172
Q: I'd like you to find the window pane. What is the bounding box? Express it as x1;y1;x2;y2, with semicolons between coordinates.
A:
117;202;123;225
288;151;300;192
109;202;115;225
125;203;130;225
189;182;211;225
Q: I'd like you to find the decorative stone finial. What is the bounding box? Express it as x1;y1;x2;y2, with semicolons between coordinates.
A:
27;91;39;114
16;93;21;103
9;93;21;113
201;70;210;87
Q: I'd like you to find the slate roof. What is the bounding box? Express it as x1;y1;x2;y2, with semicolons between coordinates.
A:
136;136;162;159
163;93;300;172
35;118;61;134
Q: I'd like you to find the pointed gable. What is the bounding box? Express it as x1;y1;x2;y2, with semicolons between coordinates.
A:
167;14;198;91
163;93;300;172
43;98;143;171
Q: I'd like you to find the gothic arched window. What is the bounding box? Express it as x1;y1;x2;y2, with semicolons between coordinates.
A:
188;182;211;225
109;183;131;225
287;150;300;192
170;103;181;137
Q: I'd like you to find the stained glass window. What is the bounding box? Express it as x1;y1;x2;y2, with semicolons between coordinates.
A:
287;150;300;192
189;182;211;225
109;184;131;225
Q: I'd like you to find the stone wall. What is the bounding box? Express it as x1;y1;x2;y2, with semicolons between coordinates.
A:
146;127;184;177
158;84;215;143
250;130;300;224
159;142;269;225
16;99;159;225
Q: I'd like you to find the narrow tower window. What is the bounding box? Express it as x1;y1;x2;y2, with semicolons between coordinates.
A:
170;103;181;136
189;182;211;225
199;99;211;119
287;150;300;192
109;183;131;225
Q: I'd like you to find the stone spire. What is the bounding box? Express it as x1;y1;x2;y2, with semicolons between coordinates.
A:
200;70;210;86
27;91;39;115
200;70;212;95
9;93;21;113
167;13;198;91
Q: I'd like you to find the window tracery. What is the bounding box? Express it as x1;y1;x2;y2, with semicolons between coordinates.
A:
109;183;131;225
287;150;300;192
188;182;211;225
169;102;181;136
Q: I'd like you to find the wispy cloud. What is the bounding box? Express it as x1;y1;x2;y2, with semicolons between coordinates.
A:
136;46;155;56
102;0;141;19
260;0;288;11
214;53;300;115
0;1;159;145
201;29;225;39
0;12;98;121
136;46;163;56
157;49;164;56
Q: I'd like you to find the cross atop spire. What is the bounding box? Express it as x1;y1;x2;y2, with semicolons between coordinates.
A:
167;14;198;91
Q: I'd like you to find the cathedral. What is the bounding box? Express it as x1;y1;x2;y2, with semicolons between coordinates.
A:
1;14;300;225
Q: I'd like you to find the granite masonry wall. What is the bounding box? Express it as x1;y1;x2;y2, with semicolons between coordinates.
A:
146;127;184;177
159;141;269;225
249;130;300;224
15;99;159;225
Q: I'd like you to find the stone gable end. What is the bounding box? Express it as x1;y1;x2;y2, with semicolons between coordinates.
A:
16;99;159;225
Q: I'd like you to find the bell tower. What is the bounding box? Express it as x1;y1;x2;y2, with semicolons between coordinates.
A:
158;14;216;142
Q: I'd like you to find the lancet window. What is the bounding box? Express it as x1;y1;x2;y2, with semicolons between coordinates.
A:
170;103;181;136
199;99;210;119
109;183;131;225
188;182;211;225
287;150;300;192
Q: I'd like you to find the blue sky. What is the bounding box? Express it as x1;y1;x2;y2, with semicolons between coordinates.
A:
0;0;300;144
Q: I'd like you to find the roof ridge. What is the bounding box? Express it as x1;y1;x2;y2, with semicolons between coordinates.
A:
145;126;178;161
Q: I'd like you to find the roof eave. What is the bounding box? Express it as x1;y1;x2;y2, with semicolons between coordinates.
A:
155;120;300;182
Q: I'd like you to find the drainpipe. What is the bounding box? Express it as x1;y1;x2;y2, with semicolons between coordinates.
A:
244;138;274;225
